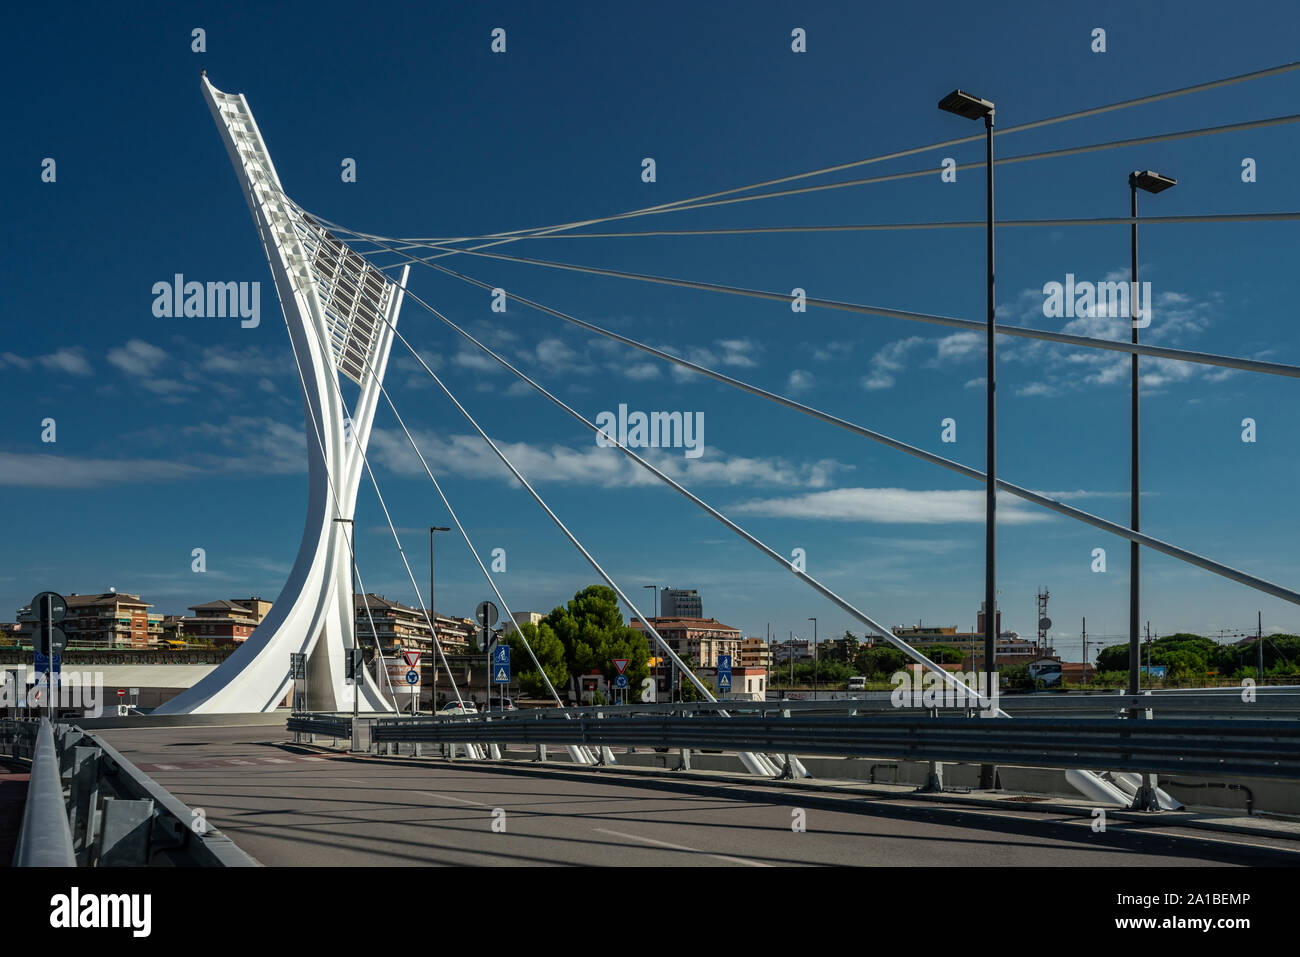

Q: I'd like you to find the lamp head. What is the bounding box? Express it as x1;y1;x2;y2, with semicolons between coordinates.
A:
938;89;996;120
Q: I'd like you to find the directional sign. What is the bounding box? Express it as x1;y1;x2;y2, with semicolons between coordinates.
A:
403;650;422;668
30;591;67;623
34;652;61;689
613;674;629;689
405;669;420;685
611;658;629;675
476;601;499;628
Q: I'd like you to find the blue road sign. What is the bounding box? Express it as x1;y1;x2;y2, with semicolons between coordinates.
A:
717;654;732;672
494;646;511;665
34;651;61;689
405;669;420;685
716;673;732;691
613;674;629;689
493;664;511;684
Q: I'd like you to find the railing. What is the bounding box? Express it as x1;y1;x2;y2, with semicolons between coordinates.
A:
12;719;76;867
287;713;353;738
365;711;1300;779
6;719;257;867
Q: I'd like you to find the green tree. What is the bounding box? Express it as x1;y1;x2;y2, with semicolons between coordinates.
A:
507;621;568;699
856;645;908;678
545;585;651;696
677;655;713;701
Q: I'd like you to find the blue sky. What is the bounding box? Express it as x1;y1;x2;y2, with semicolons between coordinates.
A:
3;1;1299;659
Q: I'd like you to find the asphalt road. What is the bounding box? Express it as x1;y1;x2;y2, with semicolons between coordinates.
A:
99;725;1300;867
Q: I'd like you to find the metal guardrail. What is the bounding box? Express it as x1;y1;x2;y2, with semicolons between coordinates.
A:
367;712;1300;779
12;719;76;867
6;718;257;867
287;713;353;738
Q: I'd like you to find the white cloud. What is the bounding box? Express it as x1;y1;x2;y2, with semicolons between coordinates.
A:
732;487;1050;524
107;339;169;376
0;451;201;487
787;369;814;393
0;348;93;376
368;428;851;489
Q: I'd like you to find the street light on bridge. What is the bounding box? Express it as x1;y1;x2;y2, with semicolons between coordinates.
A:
939;87;997;791
1126;170;1175;699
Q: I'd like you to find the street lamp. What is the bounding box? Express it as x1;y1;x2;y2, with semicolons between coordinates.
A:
808;617;817;701
940;87;997;791
1127;169;1176;697
644;585;661;701
938;88;997;710
429;525;450;712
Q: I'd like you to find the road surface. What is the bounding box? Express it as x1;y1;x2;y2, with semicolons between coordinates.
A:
98;725;1300;867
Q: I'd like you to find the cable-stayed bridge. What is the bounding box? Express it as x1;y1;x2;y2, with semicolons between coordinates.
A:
13;61;1300;872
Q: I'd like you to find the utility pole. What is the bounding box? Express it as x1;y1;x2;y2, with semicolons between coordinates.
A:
429;526;449;713
1257;611;1264;683
1081;617;1088;687
809;617;818;701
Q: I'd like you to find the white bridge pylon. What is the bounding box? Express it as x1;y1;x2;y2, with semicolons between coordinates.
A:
158;77;408;714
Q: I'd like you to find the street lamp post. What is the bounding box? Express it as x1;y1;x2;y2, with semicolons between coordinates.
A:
1127;170;1176;697
333;517;358;722
940;87;997;791
429;525;450;713
809;617;817;701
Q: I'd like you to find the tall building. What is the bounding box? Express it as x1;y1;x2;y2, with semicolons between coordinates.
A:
659;588;702;619
18;592;162;649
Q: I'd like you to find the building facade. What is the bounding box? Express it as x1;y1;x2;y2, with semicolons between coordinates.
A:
659;588;702;619
354;594;474;657
181;598;273;645
631;616;741;668
18;592;162;649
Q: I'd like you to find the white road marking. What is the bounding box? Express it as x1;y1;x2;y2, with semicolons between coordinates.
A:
227;760;256;766
153;764;180;770
263;758;291;764
414;790;488;807
593;827;771;867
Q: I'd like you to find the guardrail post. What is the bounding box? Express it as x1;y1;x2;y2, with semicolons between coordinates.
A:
1129;704;1161;811
778;709;795;780
68;745;102;864
97;797;154;866
535;743;547;762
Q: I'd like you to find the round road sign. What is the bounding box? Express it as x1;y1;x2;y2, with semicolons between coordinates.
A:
476;601;499;627
30;592;66;623
405;669;420;685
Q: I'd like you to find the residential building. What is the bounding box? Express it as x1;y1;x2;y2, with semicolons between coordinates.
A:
354;594;473;656
17;591;162;649
770;639;813;664
739;637;772;669
502;611;543;636
630;615;741;668
659;588;702;619
183;598;272;645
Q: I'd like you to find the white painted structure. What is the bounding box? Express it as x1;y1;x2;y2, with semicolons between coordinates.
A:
158;77;407;713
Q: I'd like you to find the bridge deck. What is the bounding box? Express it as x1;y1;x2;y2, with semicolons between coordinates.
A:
97;725;1300;867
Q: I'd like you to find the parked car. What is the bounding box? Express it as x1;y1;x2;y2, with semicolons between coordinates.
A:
439;700;478;715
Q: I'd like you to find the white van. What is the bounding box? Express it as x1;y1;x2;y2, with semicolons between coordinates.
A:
847;676;866;691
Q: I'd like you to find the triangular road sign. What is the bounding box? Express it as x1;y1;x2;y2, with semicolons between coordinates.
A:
612;658;629;674
495;667;509;682
403;651;421;668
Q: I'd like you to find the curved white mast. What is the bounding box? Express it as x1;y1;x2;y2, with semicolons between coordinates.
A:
159;77;406;713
